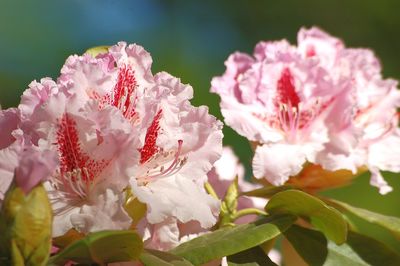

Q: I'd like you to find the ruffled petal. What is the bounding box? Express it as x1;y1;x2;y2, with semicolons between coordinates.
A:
59;53;116;101
171;105;223;180
253;143;307;185
131;176;220;229
0;108;20;149
222;103;284;143
51;188;131;236
108;42;154;89
19;78;59;119
297;26;344;63
254;40;297;61
210;52;254;99
144;218;180;251
151;75;223;179
73;188;131;232
15;146;58;194
368;131;400;173
153;72;193;103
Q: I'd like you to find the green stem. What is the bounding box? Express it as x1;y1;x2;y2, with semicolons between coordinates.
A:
204;182;219;199
232;208;268;221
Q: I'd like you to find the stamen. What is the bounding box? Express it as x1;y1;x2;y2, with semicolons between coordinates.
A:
136;140;187;185
147;140;184;179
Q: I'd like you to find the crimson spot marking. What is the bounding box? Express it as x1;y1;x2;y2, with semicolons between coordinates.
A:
140;110;163;164
275;67;300;108
56;114;109;182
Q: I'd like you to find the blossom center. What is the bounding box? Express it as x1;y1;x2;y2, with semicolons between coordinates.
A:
274;68;304;139
252;68;327;141
137;140;187;185
52;113;109;201
306;45;316;57
275;68;300;109
137;110;187;184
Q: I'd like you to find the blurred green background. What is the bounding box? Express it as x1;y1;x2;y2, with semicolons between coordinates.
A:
1;0;400;253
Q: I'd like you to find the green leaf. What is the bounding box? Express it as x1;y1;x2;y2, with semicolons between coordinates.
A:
171;214;296;265
265;190;347;244
345;231;400;266
328;199;400;238
241;185;293;198
284;225;328;266
85;45;110;57
140;249;193;266
285;225;400;266
48;230;143;265
227;246;278;266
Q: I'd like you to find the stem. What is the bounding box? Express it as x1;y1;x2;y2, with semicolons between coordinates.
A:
232;208;267;221
204;182;219;199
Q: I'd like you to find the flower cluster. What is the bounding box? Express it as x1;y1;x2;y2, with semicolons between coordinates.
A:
211;27;400;194
0;43;223;250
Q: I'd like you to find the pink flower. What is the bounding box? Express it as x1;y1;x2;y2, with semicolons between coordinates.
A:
212;27;400;194
211;35;336;186
19;81;139;236
56;43;223;240
130;73;222;250
298;27;400;194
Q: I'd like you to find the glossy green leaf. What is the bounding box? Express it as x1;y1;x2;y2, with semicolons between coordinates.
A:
265;190;347;244
140;249;193;266
171;214;296;265
345;231;400;266
85;45;110;57
48;230;143;265
328;199;400;238
0;183;52;265
241;185;293;198
284;225;328;266
285;225;400;266
227;246;278;266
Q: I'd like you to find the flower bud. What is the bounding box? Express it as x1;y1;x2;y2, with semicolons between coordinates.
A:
0;146;56;265
0;183;52;265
